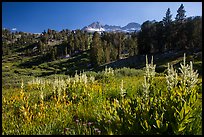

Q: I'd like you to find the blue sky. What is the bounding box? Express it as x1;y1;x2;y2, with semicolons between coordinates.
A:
2;2;202;33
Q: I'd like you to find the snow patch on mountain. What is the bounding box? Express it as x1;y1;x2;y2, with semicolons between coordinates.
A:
82;22;141;33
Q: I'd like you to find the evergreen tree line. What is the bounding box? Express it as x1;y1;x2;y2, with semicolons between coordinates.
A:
90;31;138;67
138;4;202;54
2;30;40;55
37;29;91;61
90;4;202;67
2;4;202;68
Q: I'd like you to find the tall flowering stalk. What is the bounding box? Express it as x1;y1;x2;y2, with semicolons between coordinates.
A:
144;55;156;83
39;79;45;105
179;53;198;91
143;76;150;99
60;78;67;102
120;80;126;98
142;55;156;99
89;76;95;84
75;71;80;83
20;79;25;100
186;61;198;89
165;53;200;134
166;53;199;92
179;53;188;89
53;78;58;100
57;78;62;102
166;63;178;91
104;66;114;76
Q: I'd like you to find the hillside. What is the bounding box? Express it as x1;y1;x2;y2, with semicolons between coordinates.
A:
2;47;202;135
2;44;202;89
2;23;202;136
2;2;203;135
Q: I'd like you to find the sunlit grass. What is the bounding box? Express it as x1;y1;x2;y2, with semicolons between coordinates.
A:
2;54;202;135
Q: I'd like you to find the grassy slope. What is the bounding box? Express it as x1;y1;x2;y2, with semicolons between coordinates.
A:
2;69;202;135
2;48;202;135
2;48;202;88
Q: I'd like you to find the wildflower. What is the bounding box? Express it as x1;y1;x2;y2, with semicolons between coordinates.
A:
120;80;124;92
142;55;156;99
166;63;178;90
64;128;69;131
64;128;70;134
88;122;93;126
34;103;37;110
179;53;198;90
83;123;87;126
97;130;101;135
76;119;79;123
186;61;198;88
94;128;99;131
90;76;95;83
166;53;199;92
40;91;44;101
20;80;25;99
65;76;71;85
142;76;150;98
21;79;24;90
144;55;156;82
104;66;114;76
120;80;126;98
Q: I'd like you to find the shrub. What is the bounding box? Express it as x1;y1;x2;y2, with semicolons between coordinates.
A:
2;54;201;135
114;67;144;77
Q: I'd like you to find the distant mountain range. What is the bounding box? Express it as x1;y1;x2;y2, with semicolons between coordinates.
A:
82;21;141;33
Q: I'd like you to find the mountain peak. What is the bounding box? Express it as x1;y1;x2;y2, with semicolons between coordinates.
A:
82;21;105;33
82;22;141;33
88;21;103;28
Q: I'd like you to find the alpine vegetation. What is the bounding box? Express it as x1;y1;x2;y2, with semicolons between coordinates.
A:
142;55;156;99
2;3;202;135
2;53;201;135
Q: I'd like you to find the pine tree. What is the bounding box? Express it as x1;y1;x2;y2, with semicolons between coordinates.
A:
67;32;75;55
175;4;186;23
80;33;86;51
74;35;80;52
163;8;172;26
103;40;110;63
126;37;134;56
138;20;157;54
51;48;56;61
110;43;117;61
173;4;188;50
114;32;125;59
90;32;103;67
84;33;89;50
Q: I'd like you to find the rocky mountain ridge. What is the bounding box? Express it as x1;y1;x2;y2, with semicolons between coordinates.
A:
82;21;141;33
